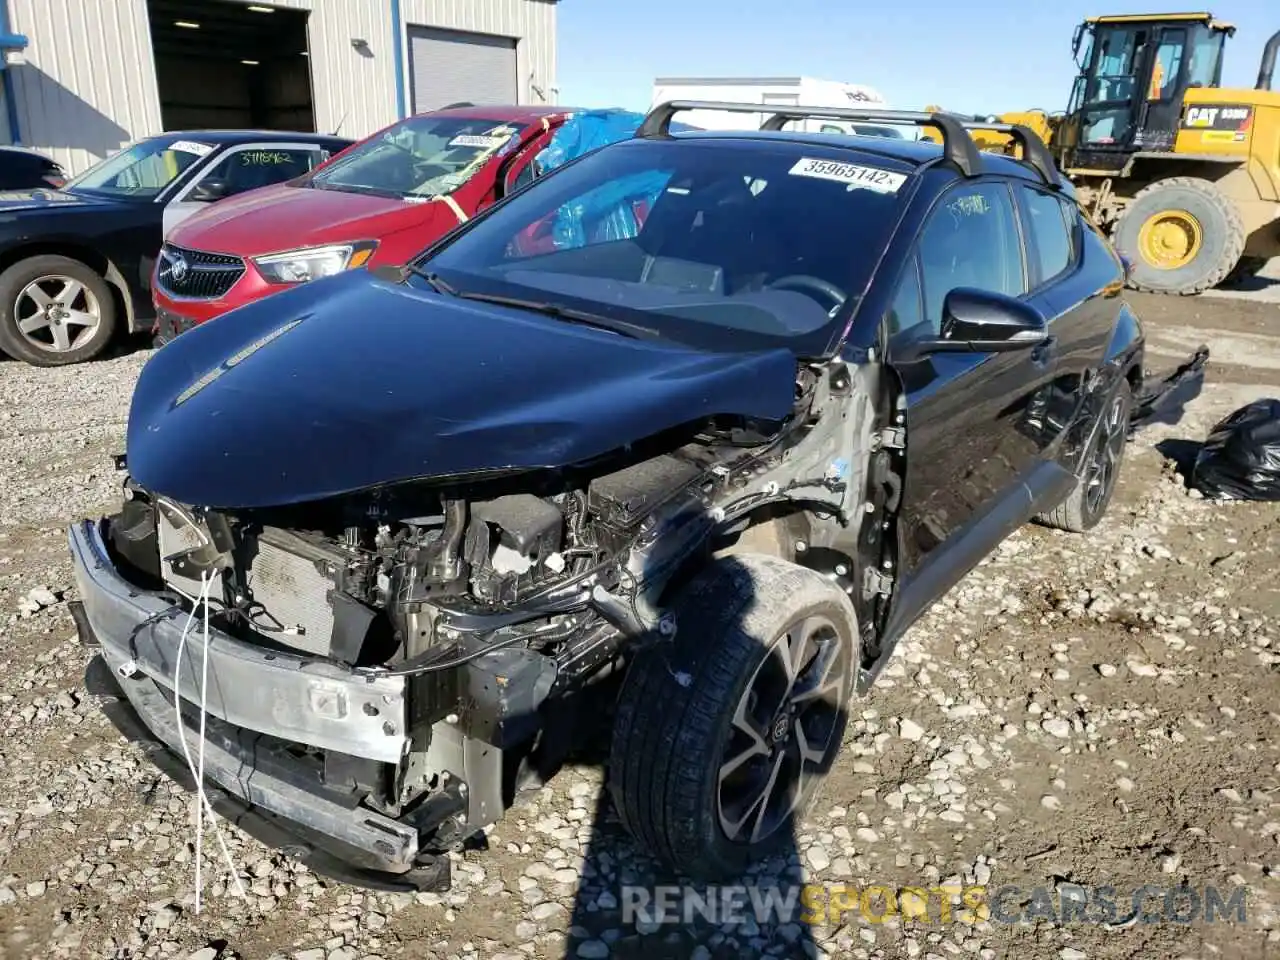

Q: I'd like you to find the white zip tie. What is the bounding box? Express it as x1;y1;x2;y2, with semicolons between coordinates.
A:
172;571;247;909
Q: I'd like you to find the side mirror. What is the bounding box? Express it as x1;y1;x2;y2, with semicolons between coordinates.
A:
899;287;1048;360
190;178;230;202
1071;22;1086;65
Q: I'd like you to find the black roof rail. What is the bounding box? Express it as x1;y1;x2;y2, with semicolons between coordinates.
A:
953;119;1062;189
636;99;984;177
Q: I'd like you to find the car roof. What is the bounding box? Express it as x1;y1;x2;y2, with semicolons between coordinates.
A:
0;145;57;166
415;104;574;124
145;130;351;145
0;145;53;158
666;128;1071;193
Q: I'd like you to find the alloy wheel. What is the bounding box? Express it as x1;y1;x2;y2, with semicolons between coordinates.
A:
716;614;850;845
14;275;102;353
1085;393;1128;514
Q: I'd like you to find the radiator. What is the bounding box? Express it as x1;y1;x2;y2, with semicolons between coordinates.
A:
245;527;340;658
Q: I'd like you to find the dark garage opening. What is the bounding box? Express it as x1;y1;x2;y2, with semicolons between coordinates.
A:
147;0;315;132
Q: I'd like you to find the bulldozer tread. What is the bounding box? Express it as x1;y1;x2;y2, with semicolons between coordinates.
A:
1115;177;1246;296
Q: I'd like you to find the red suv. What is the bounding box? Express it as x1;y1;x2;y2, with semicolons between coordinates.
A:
152;105;570;340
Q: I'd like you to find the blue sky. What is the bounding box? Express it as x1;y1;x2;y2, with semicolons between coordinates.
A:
556;0;1275;116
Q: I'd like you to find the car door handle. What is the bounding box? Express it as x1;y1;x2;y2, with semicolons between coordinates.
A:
1031;335;1058;366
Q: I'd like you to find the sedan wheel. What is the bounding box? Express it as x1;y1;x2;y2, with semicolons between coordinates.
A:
0;254;118;366
15;275;102;354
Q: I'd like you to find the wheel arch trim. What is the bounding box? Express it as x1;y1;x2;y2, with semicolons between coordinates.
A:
0;239;135;332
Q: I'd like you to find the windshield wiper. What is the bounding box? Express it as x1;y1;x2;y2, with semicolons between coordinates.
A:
401;264;459;295
399;267;659;338
311;182;397;198
448;291;661;339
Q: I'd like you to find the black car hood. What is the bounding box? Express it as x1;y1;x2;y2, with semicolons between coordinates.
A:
126;272;799;509
0;188;120;215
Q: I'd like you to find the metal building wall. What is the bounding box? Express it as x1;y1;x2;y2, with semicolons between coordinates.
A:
399;0;557;107
7;0;162;175
4;0;556;174
5;0;397;173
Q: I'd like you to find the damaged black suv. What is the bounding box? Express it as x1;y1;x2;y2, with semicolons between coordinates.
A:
68;101;1204;887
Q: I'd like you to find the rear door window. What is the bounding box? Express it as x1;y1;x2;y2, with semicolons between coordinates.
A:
1018;185;1077;286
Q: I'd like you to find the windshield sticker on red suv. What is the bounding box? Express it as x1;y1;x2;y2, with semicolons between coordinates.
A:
449;134;514;149
788;158;906;194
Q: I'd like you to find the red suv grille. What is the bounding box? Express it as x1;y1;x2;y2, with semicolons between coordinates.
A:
157;244;246;300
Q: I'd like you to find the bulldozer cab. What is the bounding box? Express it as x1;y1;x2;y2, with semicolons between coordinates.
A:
1063;12;1234;169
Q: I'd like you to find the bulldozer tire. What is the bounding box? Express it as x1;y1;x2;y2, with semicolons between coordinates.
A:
1113;177;1246;296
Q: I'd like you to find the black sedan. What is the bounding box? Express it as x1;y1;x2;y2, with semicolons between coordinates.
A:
0;129;351;366
0;146;66;190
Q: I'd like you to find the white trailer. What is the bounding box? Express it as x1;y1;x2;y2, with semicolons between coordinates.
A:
650;76;908;138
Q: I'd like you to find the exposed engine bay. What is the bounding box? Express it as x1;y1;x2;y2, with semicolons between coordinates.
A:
74;357;893;886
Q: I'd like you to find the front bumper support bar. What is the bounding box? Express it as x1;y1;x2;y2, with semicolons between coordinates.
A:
67;519;421;874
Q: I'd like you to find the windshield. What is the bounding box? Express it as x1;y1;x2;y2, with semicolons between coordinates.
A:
307;115;524;199
67;137;214;199
419;138;911;356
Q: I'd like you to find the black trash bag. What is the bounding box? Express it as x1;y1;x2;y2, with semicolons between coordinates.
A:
1191;398;1280;500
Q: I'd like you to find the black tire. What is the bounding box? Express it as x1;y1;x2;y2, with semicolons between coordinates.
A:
1113;177;1246;296
0;254;118;366
1224;255;1269;287
608;553;859;880
1039;377;1133;533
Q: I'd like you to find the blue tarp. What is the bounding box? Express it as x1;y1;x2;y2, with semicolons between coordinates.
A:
536;108;695;247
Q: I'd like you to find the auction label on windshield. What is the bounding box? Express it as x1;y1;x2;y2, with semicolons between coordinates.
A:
788;158;906;194
449;134;513;149
169;139;214;157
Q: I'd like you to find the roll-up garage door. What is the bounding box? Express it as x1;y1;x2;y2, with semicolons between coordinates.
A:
408;26;518;113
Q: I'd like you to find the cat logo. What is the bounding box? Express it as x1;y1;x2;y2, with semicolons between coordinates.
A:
1186;107;1221;127
1184;105;1252;130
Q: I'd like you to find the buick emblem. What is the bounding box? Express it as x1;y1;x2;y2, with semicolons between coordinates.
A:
168;252;189;284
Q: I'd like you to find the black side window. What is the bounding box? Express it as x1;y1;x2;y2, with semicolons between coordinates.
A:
1019;185;1077;285
914;181;1025;334
508;157;537;193
885;257;924;338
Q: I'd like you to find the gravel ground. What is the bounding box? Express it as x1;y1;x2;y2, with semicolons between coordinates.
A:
1;289;1278;960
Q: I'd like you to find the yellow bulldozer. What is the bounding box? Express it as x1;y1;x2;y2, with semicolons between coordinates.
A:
926;12;1280;295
